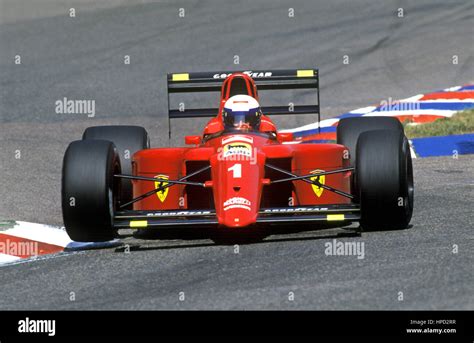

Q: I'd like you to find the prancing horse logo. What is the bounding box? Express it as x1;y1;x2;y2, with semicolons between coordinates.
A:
310;169;325;197
154;174;169;202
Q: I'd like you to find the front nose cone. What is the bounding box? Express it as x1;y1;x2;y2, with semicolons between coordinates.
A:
210;149;265;228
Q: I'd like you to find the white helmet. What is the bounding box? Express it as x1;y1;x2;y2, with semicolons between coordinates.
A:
222;95;262;131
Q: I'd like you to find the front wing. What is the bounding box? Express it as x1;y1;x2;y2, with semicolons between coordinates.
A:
113;204;360;230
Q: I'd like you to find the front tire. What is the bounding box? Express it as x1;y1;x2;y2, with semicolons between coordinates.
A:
62;140;121;242
356;129;414;231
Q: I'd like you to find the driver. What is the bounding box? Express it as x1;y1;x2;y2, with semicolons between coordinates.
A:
222;95;262;131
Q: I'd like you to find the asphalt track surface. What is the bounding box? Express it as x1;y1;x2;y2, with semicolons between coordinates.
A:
0;0;473;309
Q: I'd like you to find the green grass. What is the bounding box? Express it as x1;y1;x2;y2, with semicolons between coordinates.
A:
0;220;16;229
403;109;474;138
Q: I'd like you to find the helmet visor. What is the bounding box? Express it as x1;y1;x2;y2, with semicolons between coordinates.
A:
223;108;261;130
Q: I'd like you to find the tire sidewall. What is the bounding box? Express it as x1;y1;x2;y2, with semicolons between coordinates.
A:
62;140;120;242
356;130;413;231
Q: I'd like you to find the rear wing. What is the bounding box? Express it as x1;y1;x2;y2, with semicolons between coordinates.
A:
166;69;320;138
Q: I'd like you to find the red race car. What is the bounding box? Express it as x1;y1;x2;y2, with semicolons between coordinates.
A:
62;69;414;242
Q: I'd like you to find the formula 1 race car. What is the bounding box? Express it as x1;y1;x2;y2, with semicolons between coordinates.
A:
61;69;414;242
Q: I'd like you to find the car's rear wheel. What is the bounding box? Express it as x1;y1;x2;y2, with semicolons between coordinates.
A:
337;117;404;167
356;129;414;231
337;116;404;200
82;125;149;207
62;140;121;242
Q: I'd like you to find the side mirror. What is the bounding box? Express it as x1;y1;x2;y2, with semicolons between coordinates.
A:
185;135;202;145
276;132;294;143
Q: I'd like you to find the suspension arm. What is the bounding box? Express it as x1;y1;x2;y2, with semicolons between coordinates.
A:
266;163;354;199
116;165;211;209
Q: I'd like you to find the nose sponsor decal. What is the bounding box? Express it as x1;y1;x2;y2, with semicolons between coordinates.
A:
223;197;251;211
154;175;169;202
223;142;252;158
310;169;325;197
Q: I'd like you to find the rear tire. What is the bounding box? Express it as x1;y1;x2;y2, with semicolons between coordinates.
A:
356;129;414;231
337;117;403;167
82;125;149;207
62;140;121;242
337;116;404;200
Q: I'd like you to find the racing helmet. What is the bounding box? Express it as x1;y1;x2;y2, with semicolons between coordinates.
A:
222;95;262;131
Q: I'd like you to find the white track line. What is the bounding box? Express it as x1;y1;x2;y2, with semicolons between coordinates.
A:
0;253;21;263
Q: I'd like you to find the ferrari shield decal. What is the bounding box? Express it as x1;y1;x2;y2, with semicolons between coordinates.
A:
154;175;169;203
310;170;325;197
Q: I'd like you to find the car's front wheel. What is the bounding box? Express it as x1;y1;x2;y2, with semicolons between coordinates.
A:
62;140;121;242
356;129;414;231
